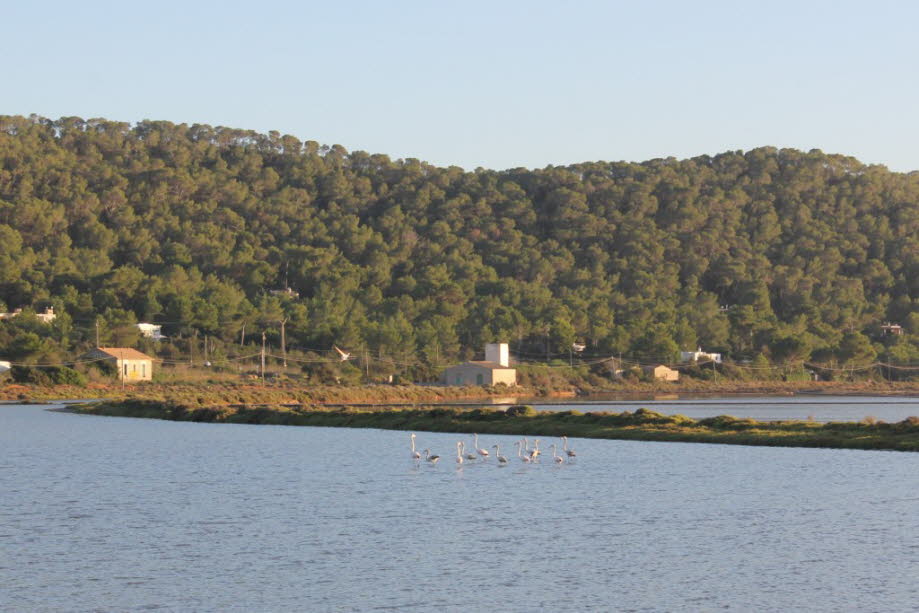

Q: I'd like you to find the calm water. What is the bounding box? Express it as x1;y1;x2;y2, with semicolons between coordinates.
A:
529;395;919;423
2;403;918;612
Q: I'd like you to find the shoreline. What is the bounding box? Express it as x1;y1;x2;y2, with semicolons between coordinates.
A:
69;400;919;453
2;379;918;404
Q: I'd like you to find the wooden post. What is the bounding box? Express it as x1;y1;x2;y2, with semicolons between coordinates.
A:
280;318;288;368
261;332;266;384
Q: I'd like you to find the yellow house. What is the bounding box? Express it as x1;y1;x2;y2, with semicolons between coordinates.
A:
643;364;680;382
444;361;517;386
87;347;154;382
444;343;517;386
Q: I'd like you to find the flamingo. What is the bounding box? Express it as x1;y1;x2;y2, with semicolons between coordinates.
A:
410;433;421;460
473;433;490;460
455;441;464;465
423;449;440;465
462;441;478;461
514;440;531;463
562;435;576;458
550;443;564;464
333;345;351;361
492;444;508;464
528;439;541;461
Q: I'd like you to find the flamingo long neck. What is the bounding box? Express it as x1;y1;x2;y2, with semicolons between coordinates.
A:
563;437;568;451
474;433;479;448
411;436;416;453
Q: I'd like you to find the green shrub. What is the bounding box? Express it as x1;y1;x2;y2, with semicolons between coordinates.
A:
10;365;86;387
697;415;743;429
506;405;537;417
553;409;584;418
633;408;668;422
468;407;503;421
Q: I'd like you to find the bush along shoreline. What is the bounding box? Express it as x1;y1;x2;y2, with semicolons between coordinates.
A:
70;401;919;452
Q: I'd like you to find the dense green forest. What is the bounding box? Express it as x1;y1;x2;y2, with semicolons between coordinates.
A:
0;114;916;380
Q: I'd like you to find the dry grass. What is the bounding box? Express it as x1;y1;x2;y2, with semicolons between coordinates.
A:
71;402;919;452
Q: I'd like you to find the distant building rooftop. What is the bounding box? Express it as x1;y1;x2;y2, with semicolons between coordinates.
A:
92;347;154;361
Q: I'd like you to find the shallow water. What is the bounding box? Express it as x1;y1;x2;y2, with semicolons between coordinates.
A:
2;403;918;612
530;394;919;423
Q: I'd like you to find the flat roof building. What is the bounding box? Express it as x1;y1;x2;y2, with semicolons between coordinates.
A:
443;343;517;386
643;364;680;382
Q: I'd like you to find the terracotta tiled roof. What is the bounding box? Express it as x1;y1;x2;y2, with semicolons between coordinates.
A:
94;347;154;361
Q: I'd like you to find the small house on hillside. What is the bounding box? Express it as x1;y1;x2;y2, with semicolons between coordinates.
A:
0;360;10;373
680;347;722;364
0;306;57;323
643;364;680;382
136;323;165;340
881;322;903;336
444;343;517;386
0;308;21;320
36;307;57;323
270;287;300;299
85;347;154;382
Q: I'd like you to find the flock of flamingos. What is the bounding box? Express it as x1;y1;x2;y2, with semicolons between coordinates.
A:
409;432;577;466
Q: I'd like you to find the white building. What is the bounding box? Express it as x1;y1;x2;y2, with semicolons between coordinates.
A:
136;323;165;340
270;287;300;299
36;307;56;324
0;360;10;373
0;307;56;324
680;347;722;364
0;308;22;320
443;342;517;386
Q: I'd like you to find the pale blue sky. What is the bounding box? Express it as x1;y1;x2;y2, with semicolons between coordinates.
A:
4;1;918;171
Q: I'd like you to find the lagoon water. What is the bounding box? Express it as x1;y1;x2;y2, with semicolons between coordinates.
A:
2;403;919;612
531;394;919;423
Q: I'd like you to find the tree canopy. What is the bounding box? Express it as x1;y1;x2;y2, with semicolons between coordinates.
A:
0;114;916;375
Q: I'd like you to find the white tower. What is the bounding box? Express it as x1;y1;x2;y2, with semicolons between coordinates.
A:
485;343;509;367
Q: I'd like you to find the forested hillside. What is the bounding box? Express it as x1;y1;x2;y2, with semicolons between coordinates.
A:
0;114;917;376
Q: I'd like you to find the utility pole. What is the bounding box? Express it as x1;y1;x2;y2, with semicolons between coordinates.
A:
240;321;246;347
204;335;209;365
190;330;197;366
280;318;288;369
95;319;100;347
260;331;266;384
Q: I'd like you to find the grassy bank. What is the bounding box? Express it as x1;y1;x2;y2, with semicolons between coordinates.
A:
0;381;531;403
71;400;919;452
3;378;919;404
